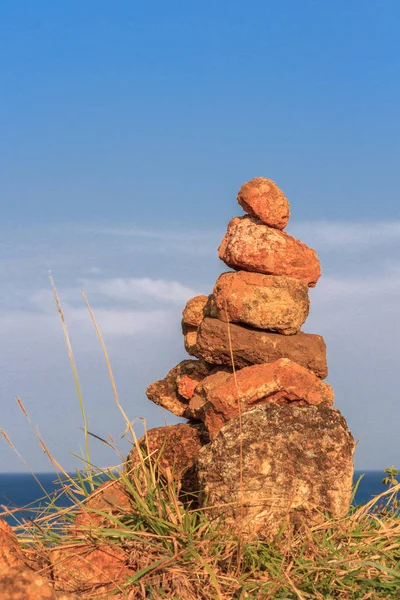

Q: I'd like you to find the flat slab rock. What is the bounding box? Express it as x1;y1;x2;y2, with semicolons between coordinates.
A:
193;317;328;378
206;271;310;335
237;177;290;229
197;403;355;537
192;358;334;438
218;215;321;287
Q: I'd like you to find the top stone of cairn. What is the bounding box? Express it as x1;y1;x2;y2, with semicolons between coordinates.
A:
237;177;290;229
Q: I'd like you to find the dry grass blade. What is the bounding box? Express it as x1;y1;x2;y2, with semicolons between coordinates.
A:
49;275;92;483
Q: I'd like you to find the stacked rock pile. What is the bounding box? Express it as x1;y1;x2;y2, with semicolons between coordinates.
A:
128;178;355;536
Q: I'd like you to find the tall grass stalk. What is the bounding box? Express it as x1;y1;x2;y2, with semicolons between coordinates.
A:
50;275;92;490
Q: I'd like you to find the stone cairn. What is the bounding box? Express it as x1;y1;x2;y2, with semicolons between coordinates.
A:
128;177;355;537
0;179;357;600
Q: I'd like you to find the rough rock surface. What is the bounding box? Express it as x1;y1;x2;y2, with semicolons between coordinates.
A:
0;567;66;600
182;295;208;329
73;479;133;534
197;404;355;537
198;358;334;438
146;359;216;417
183;328;199;355
237;177;290;229
188;369;232;420
194;318;328;378
0;519;25;572
51;544;129;597
218;216;321;287
206;271;309;334
126;423;209;493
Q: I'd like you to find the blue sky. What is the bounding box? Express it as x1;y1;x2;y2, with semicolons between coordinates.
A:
1;1;399;472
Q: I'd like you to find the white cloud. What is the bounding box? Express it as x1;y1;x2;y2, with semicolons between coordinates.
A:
85;277;200;305
290;220;400;250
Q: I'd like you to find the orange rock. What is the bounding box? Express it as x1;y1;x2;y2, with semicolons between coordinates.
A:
0;567;60;599
181;296;209;357
218;216;321;287
197;358;334;438
194;317;328;378
182;295;208;328
146;359;215;417
0;519;25;572
51;543;129;597
73;479;133;535
183;328;198;356
237;177;290;229
189;369;232;419
207;271;309;334
126;423;209;493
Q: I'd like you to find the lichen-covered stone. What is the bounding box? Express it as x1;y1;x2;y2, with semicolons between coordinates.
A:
237;177;290;229
206;271;309;334
198;358;334;438
146;359;215;417
197;404;355;537
194;318;328;378
218;216;321;287
126;423;209;493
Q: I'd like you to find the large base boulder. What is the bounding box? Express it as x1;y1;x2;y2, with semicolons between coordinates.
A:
218;215;321;287
206;271;309;334
194;318;328;378
197;404;355;537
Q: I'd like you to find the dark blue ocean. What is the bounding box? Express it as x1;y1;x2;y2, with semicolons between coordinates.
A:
0;471;393;526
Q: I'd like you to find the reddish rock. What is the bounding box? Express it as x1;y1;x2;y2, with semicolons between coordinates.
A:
197;404;355;537
197;358;334;438
126;423;209;493
188;369;232;420
194;318;328;378
218;216;321;287
183;328;199;355
206;271;309;335
73;479;133;535
0;519;25;572
237;177;290;229
182;296;209;357
146;359;215;418
0;567;61;599
182;295;208;329
51;543;129;597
